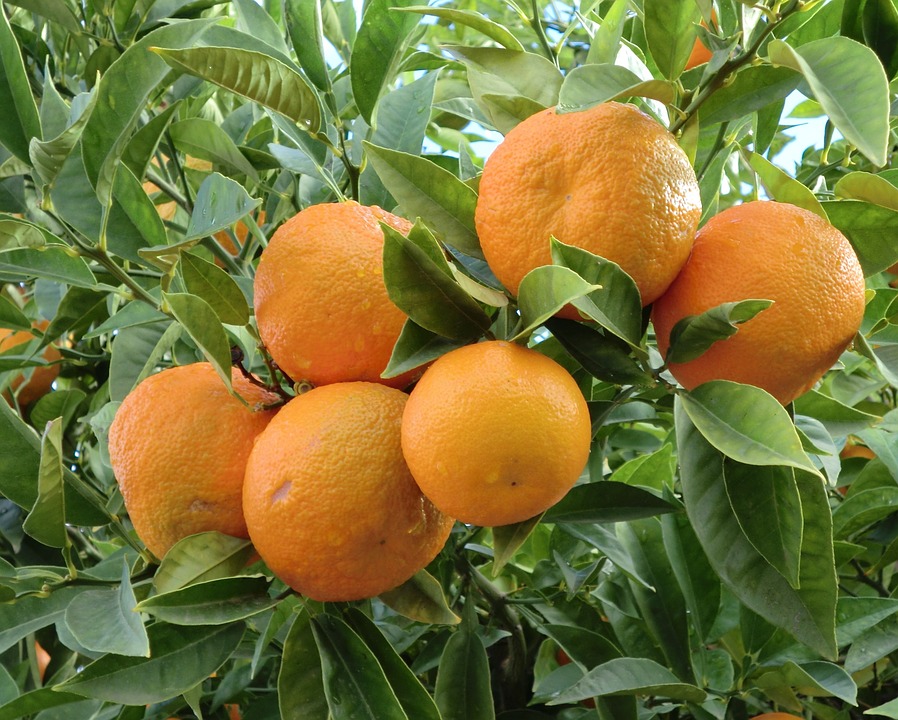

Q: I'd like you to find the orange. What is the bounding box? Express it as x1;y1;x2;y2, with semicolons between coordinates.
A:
684;12;715;70
108;363;278;559
474;102;701;312
652;201;866;405
243;382;453;602
401;341;592;527
253;201;413;387
213;210;265;259
0;321;61;406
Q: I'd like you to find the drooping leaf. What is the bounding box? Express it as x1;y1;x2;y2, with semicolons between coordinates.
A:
381;319;466;379
748;152;827;218
434;626;495;720
515;266;602;340
379;570;460;625
545;318;653;386
279;609;329;720
665;299;773;364
492;514;544;576
179;252;250;326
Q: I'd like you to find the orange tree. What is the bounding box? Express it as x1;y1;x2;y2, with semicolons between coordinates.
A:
1;0;898;718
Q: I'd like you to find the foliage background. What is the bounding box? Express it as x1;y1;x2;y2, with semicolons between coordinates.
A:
2;0;898;718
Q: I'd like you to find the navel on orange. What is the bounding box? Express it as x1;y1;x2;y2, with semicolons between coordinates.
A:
652;201;866;404
401;341;592;527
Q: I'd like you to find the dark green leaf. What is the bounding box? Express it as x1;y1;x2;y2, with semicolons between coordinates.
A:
285;0;330;91
311;613;408;720
0;689;88;720
543;482;677;524
163;292;233;389
382;319;465;379
836;597;898;647
434;627;495;720
492;514;543;576
137;576;277;625
546;319;653;386
22;417;65;548
699;66;801;126
0;585;90;654
845;613;898;672
108;321;178;402
666;300;773;364
0;4;41;162
279;609;329;720
862;0;898;78
550;658;706;704
29;88;97;186
154;532;255;594
179;252;250;326
0;294;29;330
831;487;898;538
57;623;245;704
379;570;460;625
515;266;602;340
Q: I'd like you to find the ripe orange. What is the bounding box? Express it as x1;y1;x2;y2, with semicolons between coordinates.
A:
474;102;701;312
685;12;715;70
652;201;866;405
401;341;592;527
253;201;413;387
108;363;278;559
243;382;453;602
0;321;61;406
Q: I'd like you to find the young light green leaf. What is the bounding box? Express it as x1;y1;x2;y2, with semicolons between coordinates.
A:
379;570;460;625
679;380;821;476
350;0;419;125
185;172;261;242
768;37;889;166
665;299;774;364
285;0;331;91
835;171;898;211
558;64;676;113
0;3;41;162
279;610;329;720
163;292;233;390
587;0;629;64
311;613;409;720
154;532;255;594
137;576;277;625
397;7;523;51
64;561;150;657
723;461;803;589
550;657;706;704
344;608;442;720
22;417;65;548
542;482;677;524
168;118;258;179
381;223;492;340
179;252;250;326
676;401;838;660
381;319;466;379
748;152;827;218
434;626;495;720
644;0;703;79
364;142;482;258
515;266;602;340
152;46;321;135
57;623;245;705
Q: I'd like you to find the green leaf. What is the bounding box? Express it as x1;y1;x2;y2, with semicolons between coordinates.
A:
831;487;898;539
756;661;857;705
381;319;465;379
137;576;277;625
364;142;482;258
492;514;543;576
285;0;331;91
723;461;803;588
845;613;898;672
748;152;827;218
381;222;491;340
163;292;233;390
542;482;677;524
588;0;630;64
515;266;602;340
64;561;150;657
768;37;889;166
108;321;176;402
434;627;495;720
29;88;97;187
169;118;258;180
699;65;801;126
84;300;167;339
644;0;702;79
835;170;898;212
836;597;898;647
558;64;676;113
351;0;420;125
545;318;653;386
666;300;774;364
0;585;92;654
550;657;706;704
22;417;65;548
154;532;255;594
862;0;898;78
232;0;289;55
81;19;215;204
0;294;29;330
185;171;261;242
179;252;250;326
0;688;88;720
344;608;442;720
679;380;821;476
867;697;898;718
152;46;321;135
397;7;523;51
0;246;96;287
379;570;460;625
279;610;329;720
676;400;838;659
0;4;41;162
57;623;245;705
311;613;408;720
828;199;898;275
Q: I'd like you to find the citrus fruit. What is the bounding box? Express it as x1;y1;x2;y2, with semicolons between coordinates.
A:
401;341;592;527
243;381;453;601
474;101;701;312
108;363;278;559
0;321;61;406
652;201;866;405
685;13;715;70
253;201;413;387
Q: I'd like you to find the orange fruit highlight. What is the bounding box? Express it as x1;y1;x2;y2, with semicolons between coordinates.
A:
253;201;413;387
109;363;278;559
475;102;701;312
0;321;61;406
243;382;453;601
652;201;866;404
401;341;592;527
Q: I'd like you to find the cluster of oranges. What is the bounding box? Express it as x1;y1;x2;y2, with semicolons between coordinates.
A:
103;99;866;602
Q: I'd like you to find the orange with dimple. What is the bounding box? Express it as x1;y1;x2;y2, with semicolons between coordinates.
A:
0;321;61;406
475;102;701;313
